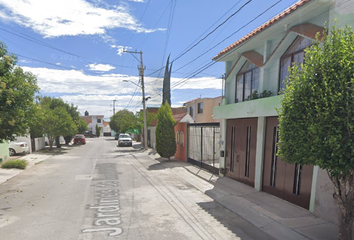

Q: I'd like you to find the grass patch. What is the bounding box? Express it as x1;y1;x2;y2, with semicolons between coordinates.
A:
1;159;27;169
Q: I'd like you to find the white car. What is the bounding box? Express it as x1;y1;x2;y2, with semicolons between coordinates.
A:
118;134;133;147
9;141;29;156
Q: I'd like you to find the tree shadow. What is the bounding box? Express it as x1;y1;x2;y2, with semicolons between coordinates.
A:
196;200;275;240
104;138;117;142
147;157;188;171
35;146;71;155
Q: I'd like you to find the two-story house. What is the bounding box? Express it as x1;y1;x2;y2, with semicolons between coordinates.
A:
184;97;222;123
213;0;353;223
81;113;105;137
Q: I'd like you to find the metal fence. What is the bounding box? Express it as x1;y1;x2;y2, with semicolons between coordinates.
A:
188;123;220;174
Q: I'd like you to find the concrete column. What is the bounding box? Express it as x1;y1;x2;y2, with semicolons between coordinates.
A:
219;118;227;176
254;117;266;191
309;165;319;213
259;40;271;93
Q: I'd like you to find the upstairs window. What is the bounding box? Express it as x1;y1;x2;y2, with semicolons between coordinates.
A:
235;61;260;102
197;102;203;114
97;119;102;123
279;36;312;92
189;106;193;117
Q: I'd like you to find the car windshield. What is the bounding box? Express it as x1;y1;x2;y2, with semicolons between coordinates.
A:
120;134;130;138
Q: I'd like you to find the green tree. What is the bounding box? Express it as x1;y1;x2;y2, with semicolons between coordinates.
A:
32;97;77;149
156;102;176;160
63;103;81;144
41;106;77;149
95;124;101;137
135;111;157;135
0;42;39;141
39;96;79;146
278;26;354;240
110;109;136;133
77;118;88;134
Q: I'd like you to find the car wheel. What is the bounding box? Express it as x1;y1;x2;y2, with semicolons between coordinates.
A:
9;148;16;156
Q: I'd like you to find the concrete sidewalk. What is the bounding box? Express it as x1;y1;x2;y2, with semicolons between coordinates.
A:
0;147;70;185
143;150;339;240
0;145;340;240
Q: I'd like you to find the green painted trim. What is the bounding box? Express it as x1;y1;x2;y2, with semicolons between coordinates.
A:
309;166;319;212
0;142;9;161
214;95;282;120
219;119;227;176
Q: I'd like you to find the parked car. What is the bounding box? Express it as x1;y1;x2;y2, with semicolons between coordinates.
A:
83;131;95;138
9;141;29;156
118;134;133;147
114;133;119;140
73;134;86;145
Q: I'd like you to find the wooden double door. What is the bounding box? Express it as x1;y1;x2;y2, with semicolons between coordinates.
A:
262;117;313;209
226;118;257;187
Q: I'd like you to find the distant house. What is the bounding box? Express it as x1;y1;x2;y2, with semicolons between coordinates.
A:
102;119;112;136
81;114;104;137
183;96;222;123
174;112;194;162
147;107;187;149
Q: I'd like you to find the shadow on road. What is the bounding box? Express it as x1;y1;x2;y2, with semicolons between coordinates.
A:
104;138;117;142
147;158;188;171
196;200;275;240
35;146;72;156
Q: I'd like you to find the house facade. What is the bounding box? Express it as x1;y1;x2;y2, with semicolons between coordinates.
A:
213;0;354;223
147;107;187;149
174;113;195;162
81;114;104;136
184;96;222;123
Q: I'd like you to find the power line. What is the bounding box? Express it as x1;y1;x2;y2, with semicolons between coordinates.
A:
173;0;283;75
13;53;77;70
165;0;283;94
171;0;253;64
0;27;140;70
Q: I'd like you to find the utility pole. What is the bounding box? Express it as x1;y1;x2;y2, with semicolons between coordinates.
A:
112;99;116;115
123;50;148;150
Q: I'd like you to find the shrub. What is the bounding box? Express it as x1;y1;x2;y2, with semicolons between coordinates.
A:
1;159;27;169
156;102;176;160
245;90;272;101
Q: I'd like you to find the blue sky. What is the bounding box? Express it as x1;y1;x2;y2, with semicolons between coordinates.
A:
0;0;300;118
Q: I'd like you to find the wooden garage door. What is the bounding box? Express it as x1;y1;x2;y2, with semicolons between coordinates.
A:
226;118;257;187
262;117;313;209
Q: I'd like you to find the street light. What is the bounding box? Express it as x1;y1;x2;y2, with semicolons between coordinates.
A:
123;79;148;150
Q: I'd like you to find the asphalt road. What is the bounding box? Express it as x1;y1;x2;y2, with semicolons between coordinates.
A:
0;137;274;240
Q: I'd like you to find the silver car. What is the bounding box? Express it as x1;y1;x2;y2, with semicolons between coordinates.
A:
117;134;133;147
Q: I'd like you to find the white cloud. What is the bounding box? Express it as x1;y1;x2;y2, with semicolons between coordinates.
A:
86;63;115;72
19;59;31;63
20;66;221;117
127;0;144;2
0;0;164;37
110;45;132;56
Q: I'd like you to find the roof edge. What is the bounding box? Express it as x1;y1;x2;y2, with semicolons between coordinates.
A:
213;0;312;61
